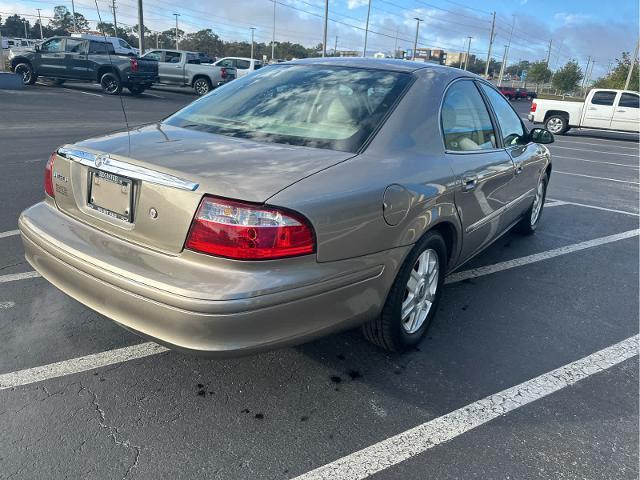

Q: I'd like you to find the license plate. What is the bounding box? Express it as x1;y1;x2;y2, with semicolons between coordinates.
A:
88;169;133;222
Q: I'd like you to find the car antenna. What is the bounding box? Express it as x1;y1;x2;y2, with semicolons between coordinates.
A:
93;0;131;155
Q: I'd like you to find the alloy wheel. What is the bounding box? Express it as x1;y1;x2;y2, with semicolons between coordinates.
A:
546;117;564;134
16;65;31;84
194;79;210;95
401;249;439;334
530;179;545;226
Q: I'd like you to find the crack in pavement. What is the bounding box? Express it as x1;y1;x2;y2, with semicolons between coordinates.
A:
79;383;142;480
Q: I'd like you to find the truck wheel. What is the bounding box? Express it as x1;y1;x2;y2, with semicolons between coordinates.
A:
193;77;212;96
100;72;122;95
545;115;568;135
128;85;146;95
14;63;37;85
362;231;446;352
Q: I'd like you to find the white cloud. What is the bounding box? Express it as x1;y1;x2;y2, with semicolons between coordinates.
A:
346;0;368;10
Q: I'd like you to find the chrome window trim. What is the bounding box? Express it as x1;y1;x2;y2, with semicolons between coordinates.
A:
57;147;199;191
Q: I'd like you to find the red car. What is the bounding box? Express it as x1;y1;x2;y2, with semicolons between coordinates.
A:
497;86;517;100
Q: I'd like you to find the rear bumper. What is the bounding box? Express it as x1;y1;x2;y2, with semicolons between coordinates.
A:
527;113;535;122
19;202;407;356
126;73;158;85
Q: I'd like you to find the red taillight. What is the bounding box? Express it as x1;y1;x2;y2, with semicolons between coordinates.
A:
220;67;227;79
530;102;537;112
44;152;55;197
185;196;315;260
130;57;138;72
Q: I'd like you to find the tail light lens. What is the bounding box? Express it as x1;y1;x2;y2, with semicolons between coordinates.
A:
185;196;315;260
130;57;139;72
220;67;227;79
44;152;55;197
530;102;537;112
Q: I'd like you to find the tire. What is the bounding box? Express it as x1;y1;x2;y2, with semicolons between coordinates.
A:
544;115;568;135
514;173;548;235
362;231;447;352
100;72;122;95
128;85;146;95
193;77;212;96
14;63;36;85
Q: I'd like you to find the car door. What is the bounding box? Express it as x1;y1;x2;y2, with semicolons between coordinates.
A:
159;51;184;84
478;82;545;228
235;58;251;77
64;38;91;80
442;79;516;261
610;92;640;132
34;37;66;77
582;91;617;128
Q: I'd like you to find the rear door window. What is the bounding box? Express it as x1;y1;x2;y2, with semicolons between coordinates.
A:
164;51;182;63
441;81;497;151
591;91;617;106
236;59;251;69
65;39;85;53
619;93;639;109
88;41;114;54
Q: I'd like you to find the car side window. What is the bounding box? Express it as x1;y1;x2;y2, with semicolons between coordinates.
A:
144;51;162;61
88;41;113;54
164;51;182;63
40;38;63;53
591;91;617;106
442;81;497;152
218;59;234;68
619;93;639;109
479;83;526;147
236;59;251;69
65;39;85;53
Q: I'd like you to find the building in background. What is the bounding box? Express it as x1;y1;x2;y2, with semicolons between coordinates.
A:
414;48;446;64
444;51;475;68
338;50;359;57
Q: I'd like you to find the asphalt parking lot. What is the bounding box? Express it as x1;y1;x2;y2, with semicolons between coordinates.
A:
0;84;638;479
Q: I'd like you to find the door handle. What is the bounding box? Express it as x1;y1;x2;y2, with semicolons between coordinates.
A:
175;65;182;68
515;164;523;175
462;175;478;191
616;109;627;112
588;107;597;110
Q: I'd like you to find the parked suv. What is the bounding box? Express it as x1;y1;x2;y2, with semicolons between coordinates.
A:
10;36;158;95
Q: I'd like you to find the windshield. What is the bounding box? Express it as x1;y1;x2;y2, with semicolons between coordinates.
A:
164;64;412;152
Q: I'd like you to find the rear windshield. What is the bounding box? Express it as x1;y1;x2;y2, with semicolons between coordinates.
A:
164;65;412;152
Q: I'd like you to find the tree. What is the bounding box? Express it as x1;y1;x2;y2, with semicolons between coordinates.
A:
48;6;89;34
552;60;583;94
593;52;639;92
527;61;552;86
505;60;531;77
2;14;30;37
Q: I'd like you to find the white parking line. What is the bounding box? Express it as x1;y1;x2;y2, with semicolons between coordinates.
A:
553;154;639;169
0;301;15;310
550;145;639;158
0;342;168;390
546;198;639;217
562;135;639;147
0;271;41;284
555;139;639;151
143;93;165;99
0;229;19;239
62;88;103;98
554;171;640;186
292;334;639;480
445;229;639;284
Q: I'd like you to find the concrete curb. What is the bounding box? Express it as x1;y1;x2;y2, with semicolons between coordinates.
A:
0;72;24;90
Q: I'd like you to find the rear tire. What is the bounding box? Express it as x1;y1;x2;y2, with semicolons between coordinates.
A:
515;173;548;235
362;231;447;352
14;63;36;85
100;72;122;95
544;115;568;135
193;77;212;96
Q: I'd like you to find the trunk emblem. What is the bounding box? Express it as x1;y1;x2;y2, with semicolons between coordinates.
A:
95;154;110;168
149;208;158;219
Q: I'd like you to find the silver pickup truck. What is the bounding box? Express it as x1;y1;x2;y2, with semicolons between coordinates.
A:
141;49;236;95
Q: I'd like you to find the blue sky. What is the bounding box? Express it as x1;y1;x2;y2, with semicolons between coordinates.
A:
2;0;638;78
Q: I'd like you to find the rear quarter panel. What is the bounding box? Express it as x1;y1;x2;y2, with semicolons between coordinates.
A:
535;99;584;125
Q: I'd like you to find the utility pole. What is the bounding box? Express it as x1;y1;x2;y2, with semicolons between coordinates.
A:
271;0;276;61
545;39;552;66
155;32;159;48
111;0;118;37
393;28;399;58
23;20;28;39
497;45;508;86
36;9;43;39
173;13;180;50
71;0;78;32
334;35;338;56
362;0;372;57
135;0;144;52
580;55;591;91
322;0;328;57
412;17;422;61
250;27;255;60
624;40;639;90
463;36;472;70
484;11;496;78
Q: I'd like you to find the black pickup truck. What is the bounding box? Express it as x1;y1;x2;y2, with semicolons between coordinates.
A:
10;36;158;95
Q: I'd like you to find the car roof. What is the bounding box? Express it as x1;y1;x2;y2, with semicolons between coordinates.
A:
286;57;470;77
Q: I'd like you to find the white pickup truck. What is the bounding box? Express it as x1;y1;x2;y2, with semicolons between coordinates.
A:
141;49;236;95
528;88;639;135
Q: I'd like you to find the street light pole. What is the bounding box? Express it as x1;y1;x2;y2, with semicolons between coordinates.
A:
412;17;422;61
71;0;78;32
497;45;508;86
111;0;118;37
136;0;144;53
484;11;495;78
580;55;591;91
362;0;371;57
322;0;328;57
173;13;180;50
36;9;44;39
463;36;472;70
545;39;552;66
250;27;255;60
23;20;28;39
271;0;276;61
624;40;639;90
